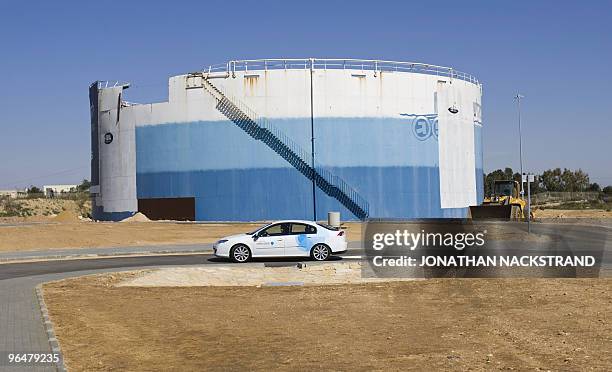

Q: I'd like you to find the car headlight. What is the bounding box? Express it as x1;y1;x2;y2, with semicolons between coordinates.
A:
217;239;228;244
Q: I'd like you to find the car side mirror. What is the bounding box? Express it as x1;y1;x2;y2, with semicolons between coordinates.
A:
252;234;259;241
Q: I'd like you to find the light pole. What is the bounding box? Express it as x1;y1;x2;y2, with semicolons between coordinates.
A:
310;58;317;221
514;93;525;197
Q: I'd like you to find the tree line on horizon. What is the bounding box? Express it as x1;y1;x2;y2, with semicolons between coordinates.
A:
484;168;612;196
22;174;611;198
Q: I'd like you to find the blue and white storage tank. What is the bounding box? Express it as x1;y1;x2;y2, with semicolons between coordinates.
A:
89;58;483;221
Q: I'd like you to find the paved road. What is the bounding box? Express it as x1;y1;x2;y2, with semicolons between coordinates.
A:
0;242;363;263
0;244;212;263
0;254;212;281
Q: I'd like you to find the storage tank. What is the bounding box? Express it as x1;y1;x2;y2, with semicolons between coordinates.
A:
89;58;483;221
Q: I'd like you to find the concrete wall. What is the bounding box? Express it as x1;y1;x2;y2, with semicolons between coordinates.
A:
92;62;483;221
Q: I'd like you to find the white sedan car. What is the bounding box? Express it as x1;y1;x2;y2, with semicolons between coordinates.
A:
213;220;347;262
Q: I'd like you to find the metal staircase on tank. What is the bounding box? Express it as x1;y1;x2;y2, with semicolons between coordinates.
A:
200;76;369;220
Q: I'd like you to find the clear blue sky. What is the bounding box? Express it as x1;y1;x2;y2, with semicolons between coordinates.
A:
1;0;610;188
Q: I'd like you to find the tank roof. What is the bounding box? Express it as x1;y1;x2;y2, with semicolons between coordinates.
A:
203;58;480;85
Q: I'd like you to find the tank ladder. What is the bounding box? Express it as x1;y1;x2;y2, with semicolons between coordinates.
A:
201;76;369;220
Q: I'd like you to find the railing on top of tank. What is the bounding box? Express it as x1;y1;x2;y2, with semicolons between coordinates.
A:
95;81;130;89
204;58;479;85
209;81;369;217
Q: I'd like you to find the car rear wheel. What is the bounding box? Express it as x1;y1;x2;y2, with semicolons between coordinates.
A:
310;244;331;261
231;244;251;263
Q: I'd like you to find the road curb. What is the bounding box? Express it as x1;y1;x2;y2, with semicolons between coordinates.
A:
263;281;305;286
0;249;213;264
35;284;67;372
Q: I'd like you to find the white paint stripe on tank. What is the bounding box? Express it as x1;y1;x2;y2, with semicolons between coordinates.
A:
126;69;480;125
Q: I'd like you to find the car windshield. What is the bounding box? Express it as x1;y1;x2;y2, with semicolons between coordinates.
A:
246;223;271;235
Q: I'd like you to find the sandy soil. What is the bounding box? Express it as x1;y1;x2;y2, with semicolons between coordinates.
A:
44;275;612;371
535;209;612;219
0;221;362;252
118;262;411;287
0;222;258;252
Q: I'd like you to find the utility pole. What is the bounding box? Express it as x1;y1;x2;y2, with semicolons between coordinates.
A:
523;173;533;233
527;174;532;233
310;58;317;221
514;93;525;197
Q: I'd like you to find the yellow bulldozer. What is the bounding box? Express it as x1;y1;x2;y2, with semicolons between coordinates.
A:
470;180;529;220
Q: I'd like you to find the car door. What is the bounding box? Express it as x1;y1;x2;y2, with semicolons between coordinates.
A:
252;223;288;257
284;223;318;257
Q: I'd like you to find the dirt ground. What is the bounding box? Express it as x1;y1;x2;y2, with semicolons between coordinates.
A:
44;275;612;371
0;221;362;252
535;208;612;219
0;222;267;252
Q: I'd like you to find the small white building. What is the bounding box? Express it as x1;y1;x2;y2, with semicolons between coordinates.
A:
43;184;79;197
0;189;23;198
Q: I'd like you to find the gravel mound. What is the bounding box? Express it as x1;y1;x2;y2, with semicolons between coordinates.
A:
121;212;151;223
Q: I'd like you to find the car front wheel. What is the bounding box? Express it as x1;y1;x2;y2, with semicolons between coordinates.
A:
310;244;331;261
231;244;251;263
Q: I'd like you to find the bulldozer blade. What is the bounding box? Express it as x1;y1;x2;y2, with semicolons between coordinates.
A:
469;205;513;220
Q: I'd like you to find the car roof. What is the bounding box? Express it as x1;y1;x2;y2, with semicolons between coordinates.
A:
268;220;317;224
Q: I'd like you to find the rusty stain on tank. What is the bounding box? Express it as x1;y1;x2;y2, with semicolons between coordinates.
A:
378;71;384;114
243;74;259;96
